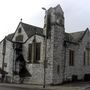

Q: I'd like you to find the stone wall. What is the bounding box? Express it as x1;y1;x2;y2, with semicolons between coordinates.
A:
0;39;13;82
4;39;13;82
52;25;65;84
0;41;3;68
1;4;90;85
12;23;28;42
46;6;65;84
64;30;90;81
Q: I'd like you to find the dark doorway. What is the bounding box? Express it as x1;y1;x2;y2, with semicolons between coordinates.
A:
72;75;78;82
84;74;90;81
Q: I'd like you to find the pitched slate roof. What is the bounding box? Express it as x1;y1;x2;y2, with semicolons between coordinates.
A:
6;22;88;44
70;31;85;42
65;29;88;43
6;33;14;41
6;22;44;41
21;22;43;37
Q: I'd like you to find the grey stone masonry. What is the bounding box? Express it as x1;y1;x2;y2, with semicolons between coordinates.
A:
0;4;90;85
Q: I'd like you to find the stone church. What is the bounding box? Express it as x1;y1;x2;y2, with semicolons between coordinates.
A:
0;4;90;84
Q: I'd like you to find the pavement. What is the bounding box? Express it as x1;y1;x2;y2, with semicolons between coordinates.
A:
0;81;90;90
0;83;52;90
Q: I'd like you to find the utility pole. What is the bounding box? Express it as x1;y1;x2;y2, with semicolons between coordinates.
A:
42;7;47;88
1;37;6;82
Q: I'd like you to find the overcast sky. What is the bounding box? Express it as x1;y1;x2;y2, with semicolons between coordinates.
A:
0;0;90;41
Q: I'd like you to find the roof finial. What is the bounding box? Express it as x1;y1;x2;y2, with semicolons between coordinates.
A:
20;18;22;22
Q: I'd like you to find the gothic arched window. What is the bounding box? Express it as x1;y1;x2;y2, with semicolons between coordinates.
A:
18;28;22;33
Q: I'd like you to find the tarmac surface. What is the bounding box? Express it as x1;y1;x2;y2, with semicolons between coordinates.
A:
0;81;90;90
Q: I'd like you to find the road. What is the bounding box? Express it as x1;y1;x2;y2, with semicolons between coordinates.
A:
0;87;26;90
0;86;51;90
0;81;90;90
83;87;90;90
0;85;83;90
0;87;32;90
0;85;52;90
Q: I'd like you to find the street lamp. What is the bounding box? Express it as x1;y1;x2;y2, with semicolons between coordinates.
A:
42;7;46;11
42;7;47;88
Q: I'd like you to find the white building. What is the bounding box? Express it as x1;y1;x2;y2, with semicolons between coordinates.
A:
0;4;90;84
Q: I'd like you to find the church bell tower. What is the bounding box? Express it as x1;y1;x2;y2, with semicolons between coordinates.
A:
44;4;65;84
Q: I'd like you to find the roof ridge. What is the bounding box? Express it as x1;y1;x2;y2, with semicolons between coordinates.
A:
68;31;84;34
21;22;43;29
65;30;88;43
